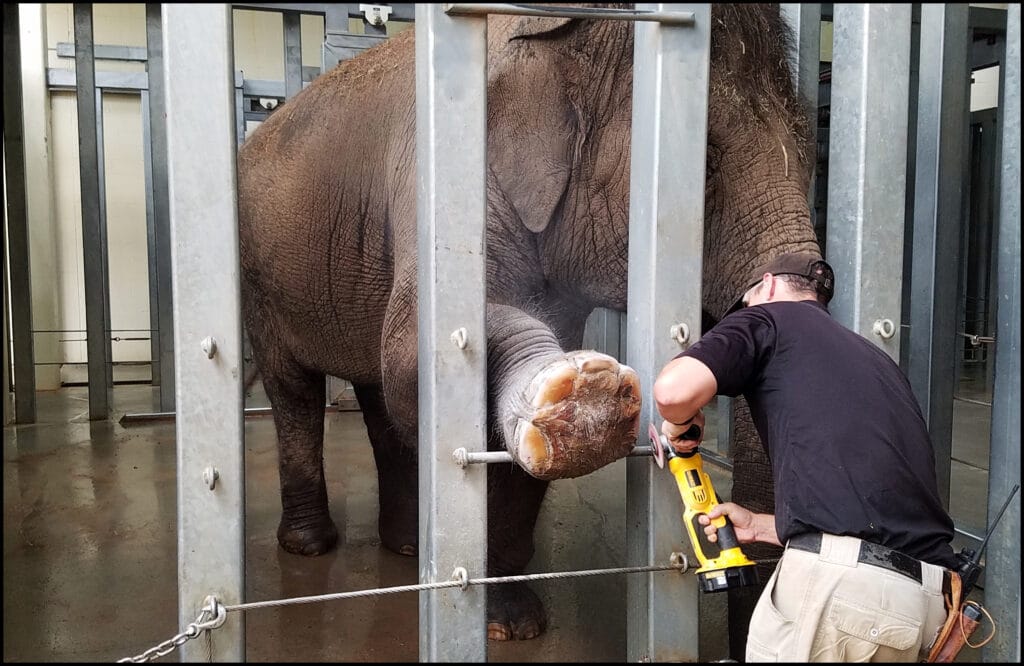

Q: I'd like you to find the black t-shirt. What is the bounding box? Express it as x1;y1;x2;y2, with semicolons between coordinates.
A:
679;299;957;569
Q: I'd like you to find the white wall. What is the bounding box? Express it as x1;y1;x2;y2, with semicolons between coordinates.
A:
20;4;62;390
3;156;13;423
31;5;329;385
45;3;151;375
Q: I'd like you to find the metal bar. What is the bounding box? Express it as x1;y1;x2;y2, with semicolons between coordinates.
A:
96;89;115;392
582;308;623;359
907;4;969;508
444;3;694;25
141;90;161;386
415;4;488;661
55;42;148;61
232;2;417;21
3;4;37;423
74;3;111;420
984;6;1020;662
234;71;245;148
231;2;332;15
899;14;922;375
987;36;1007;392
625;4;709;662
283;11;302;100
119;403;348;425
148;3;175;412
163;4;245;661
780;4;821;219
46;68;149;91
825;4;912;359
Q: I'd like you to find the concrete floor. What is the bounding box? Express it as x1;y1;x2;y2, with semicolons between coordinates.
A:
2;364;996;662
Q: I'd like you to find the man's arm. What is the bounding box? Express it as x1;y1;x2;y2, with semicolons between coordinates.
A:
653;355;719;426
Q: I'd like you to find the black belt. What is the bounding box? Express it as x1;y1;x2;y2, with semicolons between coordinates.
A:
787;532;924;584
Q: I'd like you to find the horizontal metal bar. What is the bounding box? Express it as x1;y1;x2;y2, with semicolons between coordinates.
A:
118;403;355;425
47;68;148;91
231;2;332;14
453;445;663;467
231;3;416;21
33;328;155;333
443;3;694;25
953;395;993;407
55;42;148;61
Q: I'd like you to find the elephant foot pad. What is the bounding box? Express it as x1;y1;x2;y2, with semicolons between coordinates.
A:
513;351;640;480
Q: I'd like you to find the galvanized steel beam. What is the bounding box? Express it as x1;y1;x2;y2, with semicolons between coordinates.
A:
984;6;1020;662
2;3;37;424
780;4;822;221
147;3;175;412
907;4;969;508
625;4;710;662
415;4;488;661
825;4;912;359
74;3;112;420
163;4;245;660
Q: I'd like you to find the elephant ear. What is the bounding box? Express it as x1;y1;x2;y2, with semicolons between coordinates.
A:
508;15;575;41
490;18;580;234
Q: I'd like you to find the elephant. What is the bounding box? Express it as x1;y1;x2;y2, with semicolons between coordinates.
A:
237;2;821;647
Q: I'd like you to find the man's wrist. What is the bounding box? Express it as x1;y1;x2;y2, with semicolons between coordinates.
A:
671;411;699;427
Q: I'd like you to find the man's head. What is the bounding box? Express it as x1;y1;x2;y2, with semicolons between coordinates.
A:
728;253;835;313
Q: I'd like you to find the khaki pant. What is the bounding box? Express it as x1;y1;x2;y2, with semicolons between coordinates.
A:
746;534;949;662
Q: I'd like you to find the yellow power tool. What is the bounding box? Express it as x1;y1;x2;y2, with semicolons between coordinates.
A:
649;423;760;593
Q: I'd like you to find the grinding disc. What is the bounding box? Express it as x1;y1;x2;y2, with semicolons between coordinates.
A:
648;422;665;469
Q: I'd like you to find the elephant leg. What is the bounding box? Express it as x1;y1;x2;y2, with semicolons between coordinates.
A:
243;286;337;556
726;396;781;660
351;382;418;557
487;303;642;481
251;325;337;556
485;432;550;641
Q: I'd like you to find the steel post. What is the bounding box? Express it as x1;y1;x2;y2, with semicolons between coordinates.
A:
625;4;710;662
780;4;822;220
147;3;175;411
907;4;969;508
825;4;912;359
2;4;37;424
283;11;302;100
415;4;488;661
141;90;161;386
74;3;112;419
983;6;1020;662
163;4;245;660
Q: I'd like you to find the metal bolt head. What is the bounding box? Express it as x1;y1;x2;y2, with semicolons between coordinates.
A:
201;336;218;359
872;319;896;340
450;327;468;350
670;323;690;346
203;467;219;490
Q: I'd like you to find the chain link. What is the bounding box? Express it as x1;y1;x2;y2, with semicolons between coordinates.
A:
119;597;226;663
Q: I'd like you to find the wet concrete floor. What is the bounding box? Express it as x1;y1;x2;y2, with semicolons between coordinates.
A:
2;364;995;662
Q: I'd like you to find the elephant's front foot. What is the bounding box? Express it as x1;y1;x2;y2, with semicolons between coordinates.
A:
511;351;640;480
277;512;339;556
487;582;547;641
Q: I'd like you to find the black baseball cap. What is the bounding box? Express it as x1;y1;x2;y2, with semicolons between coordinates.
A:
727;252;835;314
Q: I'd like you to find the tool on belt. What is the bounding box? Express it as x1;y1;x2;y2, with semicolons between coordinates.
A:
648;422;759;593
926;483;1018;663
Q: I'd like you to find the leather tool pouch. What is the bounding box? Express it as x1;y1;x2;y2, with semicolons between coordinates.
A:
925;571;981;663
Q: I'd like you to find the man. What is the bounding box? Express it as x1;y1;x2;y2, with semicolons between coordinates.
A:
652;252;957;663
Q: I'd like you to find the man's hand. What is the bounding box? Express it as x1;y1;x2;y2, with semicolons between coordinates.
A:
660;408;705;454
697;502;781;546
